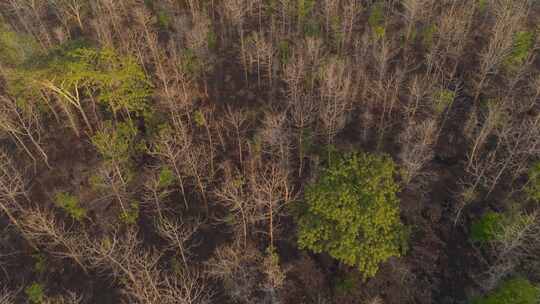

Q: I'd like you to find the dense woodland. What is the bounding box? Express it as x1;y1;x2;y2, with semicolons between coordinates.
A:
0;0;540;303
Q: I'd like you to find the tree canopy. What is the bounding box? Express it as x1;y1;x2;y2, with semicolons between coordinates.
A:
295;149;407;278
5;41;152;119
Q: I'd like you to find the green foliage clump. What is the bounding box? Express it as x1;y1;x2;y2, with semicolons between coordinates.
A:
477;0;489;13
157;10;171;29
295;149;407;279
54;192;86;221
526;161;540;203
193;110;206;127
422;24;437;48
91;121;141;164
119;201;140;224
278;40;291;64
369;2;386;39
470;211;504;243
158;166;176;188
472;277;540;304
433;89;455;114
505;31;535;70
25;282;45;304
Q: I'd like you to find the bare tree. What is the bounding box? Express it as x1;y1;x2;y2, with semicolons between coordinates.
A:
214;161;256;248
37;79;93;137
245;32;275;87
259;111;291;162
152;124;213;211
49;0;86;32
2;0;52;48
466;100;506;170
86;228;212;304
223;106;250;165
206;242;263;303
155;216;202;268
249;159;294;247
404;74;437;121
261;246;287;303
92;163;131;220
222;0;254;83
0;96;49;167
0;149;36;249
402;0;433;45
20;207;87;272
318;56;354;143
399;119;438;185
426;0;474;78
284;53;318;175
141;167;176;220
484;113;540;195
472;0;529;102
152;126;189;209
0;287;16;304
367;38;403;146
477;210;540;291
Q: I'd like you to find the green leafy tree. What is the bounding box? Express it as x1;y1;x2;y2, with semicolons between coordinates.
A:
92;48;152;116
472;277;540;304
295;149;407;278
5;43;152;135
